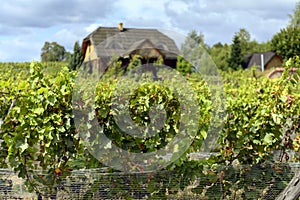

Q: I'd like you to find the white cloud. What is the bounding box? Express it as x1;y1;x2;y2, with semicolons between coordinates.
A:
0;0;297;61
52;29;81;51
84;24;100;33
164;1;189;15
116;0;168;18
164;0;295;44
0;37;41;62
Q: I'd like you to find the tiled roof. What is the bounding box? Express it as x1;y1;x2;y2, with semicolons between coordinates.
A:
82;27;179;59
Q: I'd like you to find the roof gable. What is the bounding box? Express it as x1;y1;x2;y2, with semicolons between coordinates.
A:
123;39;163;58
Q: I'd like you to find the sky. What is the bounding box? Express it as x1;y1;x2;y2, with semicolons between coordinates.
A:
0;0;297;62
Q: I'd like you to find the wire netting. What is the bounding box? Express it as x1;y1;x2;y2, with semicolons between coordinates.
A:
0;163;299;199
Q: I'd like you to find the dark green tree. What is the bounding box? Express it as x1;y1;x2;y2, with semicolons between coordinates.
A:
68;41;84;70
288;1;300;28
271;26;300;60
41;41;67;62
227;35;243;70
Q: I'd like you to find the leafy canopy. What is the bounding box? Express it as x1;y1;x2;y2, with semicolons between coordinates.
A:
288;1;300;28
271;26;300;60
41;41;68;62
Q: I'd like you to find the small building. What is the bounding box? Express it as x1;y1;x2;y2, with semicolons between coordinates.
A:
242;51;283;71
81;23;179;73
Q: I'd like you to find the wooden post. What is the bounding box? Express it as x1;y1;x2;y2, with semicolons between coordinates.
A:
276;170;300;200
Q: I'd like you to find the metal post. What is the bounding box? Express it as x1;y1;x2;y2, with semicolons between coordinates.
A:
261;54;264;72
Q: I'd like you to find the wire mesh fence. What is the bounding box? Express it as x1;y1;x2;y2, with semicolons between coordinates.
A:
0;169;36;199
0;163;299;199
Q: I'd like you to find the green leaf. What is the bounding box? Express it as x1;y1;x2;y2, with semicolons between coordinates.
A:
60;85;67;95
173;144;179;153
57;126;66;133
19;142;29;153
33;107;44;115
48;95;57;106
253;140;261;145
280;95;287;103
200;130;207;139
263;133;274;145
104;141;112;149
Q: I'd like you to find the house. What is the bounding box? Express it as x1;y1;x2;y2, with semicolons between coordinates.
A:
81;23;179;73
242;51;283;70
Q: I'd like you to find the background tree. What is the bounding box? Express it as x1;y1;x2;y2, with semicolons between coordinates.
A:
181;30;208;54
271;26;300;60
235;28;272;54
41;41;67;62
64;52;72;63
288;1;300;27
247;40;272;53
181;30;209;71
68;41;84;71
227;35;243;70
209;29;272;71
209;42;230;71
236;28;251;55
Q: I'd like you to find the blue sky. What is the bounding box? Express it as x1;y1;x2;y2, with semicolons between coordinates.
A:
0;0;296;62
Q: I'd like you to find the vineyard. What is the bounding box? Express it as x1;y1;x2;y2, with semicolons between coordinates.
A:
0;58;300;199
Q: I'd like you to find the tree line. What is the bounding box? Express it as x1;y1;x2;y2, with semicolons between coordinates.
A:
40;1;300;72
40;41;83;71
182;1;300;71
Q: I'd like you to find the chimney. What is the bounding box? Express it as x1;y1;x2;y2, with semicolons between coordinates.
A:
118;22;123;31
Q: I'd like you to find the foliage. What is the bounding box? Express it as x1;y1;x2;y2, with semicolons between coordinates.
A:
176;55;193;75
68;41;84;71
271;26;300;60
85;61;211;172
247;40;272;53
0;62;81;194
235;28;272;55
227;35;244;70
180;30;209;71
220;67;300;164
236;28;251;56
41;41;68;62
38;160;292;199
209;29;272;71
0;57;300;198
288;1;300;28
181;31;208;53
209;42;230;71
